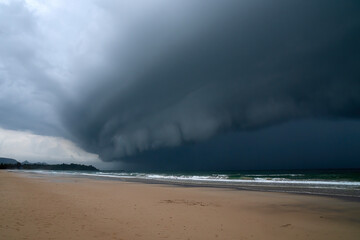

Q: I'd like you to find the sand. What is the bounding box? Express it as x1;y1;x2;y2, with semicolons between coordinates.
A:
1;171;360;240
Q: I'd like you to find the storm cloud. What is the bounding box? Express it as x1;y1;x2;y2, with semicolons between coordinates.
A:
1;0;360;168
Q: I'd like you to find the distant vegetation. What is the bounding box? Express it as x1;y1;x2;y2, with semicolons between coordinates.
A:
0;157;98;171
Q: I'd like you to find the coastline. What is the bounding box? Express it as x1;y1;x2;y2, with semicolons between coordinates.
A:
12;169;360;200
1;170;360;240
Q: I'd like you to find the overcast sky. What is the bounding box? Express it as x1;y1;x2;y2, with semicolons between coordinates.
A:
1;0;359;170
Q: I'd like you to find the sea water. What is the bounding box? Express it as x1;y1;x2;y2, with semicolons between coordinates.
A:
13;169;360;197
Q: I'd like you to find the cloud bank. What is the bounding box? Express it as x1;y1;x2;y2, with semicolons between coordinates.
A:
1;0;360;166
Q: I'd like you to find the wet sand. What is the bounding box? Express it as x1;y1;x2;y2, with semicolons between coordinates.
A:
1;171;360;240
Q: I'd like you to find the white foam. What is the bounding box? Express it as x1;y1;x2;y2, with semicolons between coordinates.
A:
12;170;360;187
94;172;360;186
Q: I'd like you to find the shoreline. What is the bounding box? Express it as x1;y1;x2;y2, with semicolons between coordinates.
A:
1;170;360;240
11;169;360;201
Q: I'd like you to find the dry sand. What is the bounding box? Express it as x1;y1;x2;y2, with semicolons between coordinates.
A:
1;171;360;240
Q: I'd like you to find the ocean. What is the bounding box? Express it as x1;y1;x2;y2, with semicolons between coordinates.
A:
13;169;360;199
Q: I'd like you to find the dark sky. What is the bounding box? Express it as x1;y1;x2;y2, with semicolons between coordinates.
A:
0;0;360;169
119;119;360;171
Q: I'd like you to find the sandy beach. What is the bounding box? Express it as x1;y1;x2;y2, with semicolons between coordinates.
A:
1;171;360;240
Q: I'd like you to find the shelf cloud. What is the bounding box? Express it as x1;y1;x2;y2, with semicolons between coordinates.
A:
1;0;360;168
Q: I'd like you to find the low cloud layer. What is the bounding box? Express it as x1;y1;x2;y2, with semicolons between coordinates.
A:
1;0;360;167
